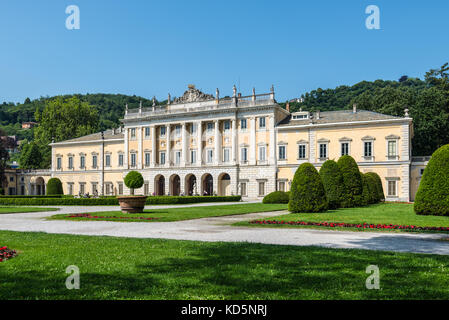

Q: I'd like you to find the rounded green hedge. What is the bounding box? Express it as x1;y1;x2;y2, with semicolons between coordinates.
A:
365;172;384;203
263;191;290;204
124;171;144;194
337;155;363;207
288;163;328;213
46;178;63;195
415;144;449;216
319;160;344;209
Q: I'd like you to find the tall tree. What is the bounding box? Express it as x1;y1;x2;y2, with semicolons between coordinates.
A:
0;128;10;194
19;141;43;169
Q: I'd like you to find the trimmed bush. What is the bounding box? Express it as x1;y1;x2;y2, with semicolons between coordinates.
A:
46;178;63;195
319;160;344;209
263;191;290;204
337;155;363;207
415;144;449;216
124;171;144;195
288;163;328;213
361;174;375;206
364;173;379;204
0;195;242;206
365;172;384;203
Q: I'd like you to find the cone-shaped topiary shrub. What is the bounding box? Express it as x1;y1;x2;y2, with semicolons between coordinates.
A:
46;178;63;195
124;171;144;195
365;172;384;202
415;144;449;216
361;174;371;206
288;163;328;213
337;155;363;207
263;191;290;204
319;160;344;209
364;173;379;204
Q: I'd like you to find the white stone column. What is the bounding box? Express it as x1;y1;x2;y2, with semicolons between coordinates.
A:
166;125;171;167
181;122;187;167
250;117;256;165
137;126;142;169
197;120;202;166
269;115;276;165
124;127;129;169
151;125;156;167
231;118;237;164
214;120;220;165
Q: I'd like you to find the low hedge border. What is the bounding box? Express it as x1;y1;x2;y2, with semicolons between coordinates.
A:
0;195;242;206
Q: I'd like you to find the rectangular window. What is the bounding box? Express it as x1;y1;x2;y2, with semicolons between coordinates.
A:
105;154;111;167
145;127;150;138
175;151;181;164
144;183;149;196
388;140;397;157
207;149;213;163
190;150;196;164
79;183;85;195
223;148;230;163
259;146;266;161
258;181;265;196
160;126;166;137
319;144;327;159
279;181;286;192
118;183;123;195
131;153;136;167
160;152;166;165
57;157;62;169
105;183;111;195
118;154;124;166
145;152;151;166
388;180;397;196
224;120;230;131
259;117;266;129
80;155;85;169
68;183;73;195
92;155;98;168
241;148;248;162
207;122;214;132
240;119;247;130
341;143;349;156
240;182;247;196
278;145;286;160
190;124;197;134
298;145;306;159
92;183;98;194
68;156;73;169
130;128;136;139
364;141;372;157
175;125;181;137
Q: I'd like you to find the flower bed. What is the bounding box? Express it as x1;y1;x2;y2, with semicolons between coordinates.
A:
67;213;158;221
249;219;449;232
0;246;17;262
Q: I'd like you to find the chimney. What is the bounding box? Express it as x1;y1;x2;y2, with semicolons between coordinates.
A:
286;101;290;113
353;103;357;113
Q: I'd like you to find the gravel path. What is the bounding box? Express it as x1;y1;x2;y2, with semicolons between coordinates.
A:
1;203;449;255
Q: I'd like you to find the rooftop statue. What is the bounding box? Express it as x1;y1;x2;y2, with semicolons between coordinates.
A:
173;85;214;104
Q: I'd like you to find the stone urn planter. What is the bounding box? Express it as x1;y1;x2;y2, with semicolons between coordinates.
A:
117;196;147;213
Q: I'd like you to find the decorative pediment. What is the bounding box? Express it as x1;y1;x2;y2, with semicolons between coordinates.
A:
317;138;330;143
296;139;308;144
339;137;353;142
173;85;214;104
278;140;288;145
385;134;400;140
362;136;376;141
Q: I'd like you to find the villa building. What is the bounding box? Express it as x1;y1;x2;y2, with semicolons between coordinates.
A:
4;85;430;201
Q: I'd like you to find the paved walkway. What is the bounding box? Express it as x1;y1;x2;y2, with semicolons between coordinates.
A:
1;203;449;255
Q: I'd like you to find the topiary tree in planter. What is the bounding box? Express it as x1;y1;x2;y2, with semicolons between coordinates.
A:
365;172;384;203
46;178;63;195
415;144;449;216
288;162;328;213
337;155;363;207
118;171;146;213
319;160;344;209
263;191;290;204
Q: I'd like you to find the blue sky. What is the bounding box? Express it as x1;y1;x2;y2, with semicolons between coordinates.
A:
1;0;448;104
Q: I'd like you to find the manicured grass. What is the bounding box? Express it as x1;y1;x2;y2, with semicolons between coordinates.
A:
49;203;287;222
1;230;449;299
0;206;59;214
235;203;449;233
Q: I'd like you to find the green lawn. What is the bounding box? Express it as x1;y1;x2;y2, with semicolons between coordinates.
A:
1;230;449;299
235;203;449;233
0;206;59;214
49;203;287;222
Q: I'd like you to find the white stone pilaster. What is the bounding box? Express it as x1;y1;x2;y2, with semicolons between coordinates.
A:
214;119;220;165
231;118;237;164
197;120;202;166
137;126;142;169
181;122;187;167
151;125;156;167
124;128;129;169
166;125;171;167
269;115;276;165
250;117;256;165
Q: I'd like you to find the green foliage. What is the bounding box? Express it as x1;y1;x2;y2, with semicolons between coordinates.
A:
0;195;241;206
365;172;385;202
364;173;378;204
0;128;9;191
262;191;290;204
319;160;344;209
337;155;363;208
124;171;144;194
46;178;63;195
19;142;42;169
360;174;372;206
414;144;449;216
288;163;328;213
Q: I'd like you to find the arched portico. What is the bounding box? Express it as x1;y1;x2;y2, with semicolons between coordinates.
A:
170;174;181;196
201;173;213;196
154;174;165;195
185;174;198;196
218;173;231;196
30;176;46;195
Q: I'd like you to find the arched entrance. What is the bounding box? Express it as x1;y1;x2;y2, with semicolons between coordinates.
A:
170;174;181;196
185;174;197;196
154;175;165;195
34;177;45;195
218;173;231;196
201;173;213;196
